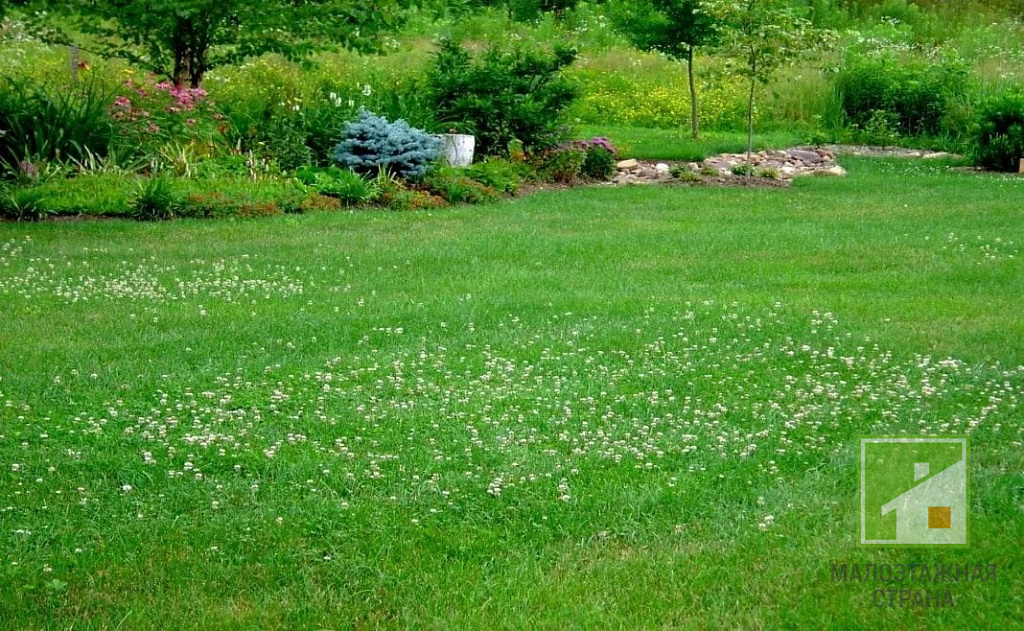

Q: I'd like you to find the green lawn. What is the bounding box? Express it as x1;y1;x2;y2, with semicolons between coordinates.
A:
1;158;1021;629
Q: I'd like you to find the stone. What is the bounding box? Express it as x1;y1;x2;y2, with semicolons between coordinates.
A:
821;165;847;177
922;152;951;160
779;166;797;177
655;163;671;178
788;149;824;163
616;159;638;170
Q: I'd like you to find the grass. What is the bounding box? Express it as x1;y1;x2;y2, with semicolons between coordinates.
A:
0;157;1021;629
576;125;808;161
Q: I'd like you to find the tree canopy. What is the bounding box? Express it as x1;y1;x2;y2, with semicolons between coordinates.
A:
30;0;402;87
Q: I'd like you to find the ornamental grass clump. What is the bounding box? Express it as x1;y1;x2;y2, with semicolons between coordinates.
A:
331;109;441;179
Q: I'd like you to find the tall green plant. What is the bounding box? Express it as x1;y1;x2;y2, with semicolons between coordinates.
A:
0;77;115;172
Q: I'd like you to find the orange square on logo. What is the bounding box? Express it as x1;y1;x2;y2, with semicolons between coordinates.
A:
928;506;951;529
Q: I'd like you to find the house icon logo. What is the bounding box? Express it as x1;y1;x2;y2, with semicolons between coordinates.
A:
860;437;968;546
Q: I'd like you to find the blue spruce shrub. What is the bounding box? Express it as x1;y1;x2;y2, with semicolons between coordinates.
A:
332;109;442;179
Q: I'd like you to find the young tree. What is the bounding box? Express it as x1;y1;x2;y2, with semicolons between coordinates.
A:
33;1;401;87
611;0;718;139
709;0;816;166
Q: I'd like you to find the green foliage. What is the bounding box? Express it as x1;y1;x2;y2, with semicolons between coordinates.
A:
425;38;579;157
423;168;501;204
464;157;529;194
371;169;446;210
671;165;702;181
571;54;752;131
5;172;134;215
0;77;115;172
971;88;1024;172
32;0;404;87
130;176;180;220
852;108;902;146
835;53;969;136
581;141;617;180
708;0;825;159
730;163;755;176
175;179;307;217
609;0;717;60
607;0;719;137
295;165;380;206
0;171;318;218
0;185;51;221
536;145;587;183
332;109;442;179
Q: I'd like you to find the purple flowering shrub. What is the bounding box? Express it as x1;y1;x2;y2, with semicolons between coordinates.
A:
110;76;227;154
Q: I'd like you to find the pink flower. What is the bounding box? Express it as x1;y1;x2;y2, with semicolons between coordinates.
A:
186;118;196;126
113;95;132;109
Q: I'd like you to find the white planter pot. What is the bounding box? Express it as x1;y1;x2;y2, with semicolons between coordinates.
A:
435;133;475;167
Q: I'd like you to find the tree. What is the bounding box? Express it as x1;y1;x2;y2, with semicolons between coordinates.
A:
709;0;819;166
33;1;401;87
611;0;718;139
0;0;31;21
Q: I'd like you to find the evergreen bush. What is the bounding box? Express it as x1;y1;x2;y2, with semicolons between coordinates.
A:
425;39;578;157
332;110;442;179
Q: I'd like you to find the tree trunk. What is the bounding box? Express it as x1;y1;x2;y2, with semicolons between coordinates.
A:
686;45;699;140
171;18;192;88
746;59;756;170
171;16;209;88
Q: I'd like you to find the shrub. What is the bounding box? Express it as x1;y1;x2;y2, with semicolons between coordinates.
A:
580;137;616;180
425;38;578;157
537;146;587;183
176;179;307;217
731;164;755;176
296;165;380;206
464;157;530;194
972;89;1024;172
110;77;226;158
424;169;501;204
671;167;702;182
332;109;441;179
835;53;968;137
